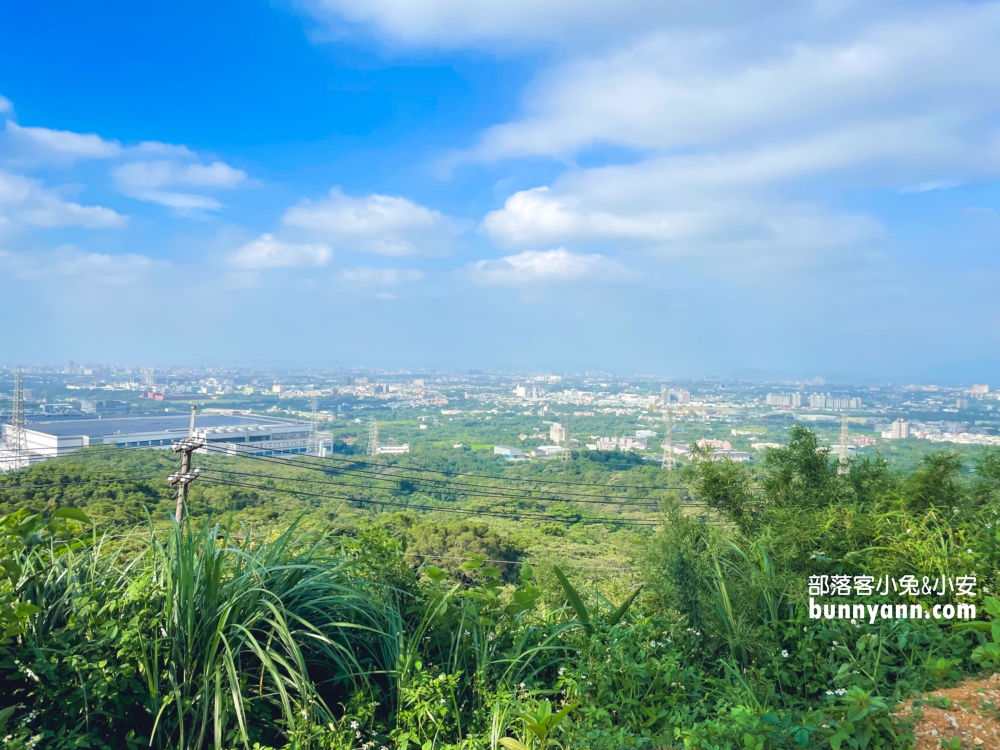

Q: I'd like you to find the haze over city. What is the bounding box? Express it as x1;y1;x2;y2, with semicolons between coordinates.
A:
3;1;1000;381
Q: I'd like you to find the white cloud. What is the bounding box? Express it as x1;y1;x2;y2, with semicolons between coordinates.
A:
338;267;425;286
0;171;127;229
298;0;788;51
0;95;12;114
462;248;633;285
51;249;158;284
0;246;159;285
283;187;465;255
482;186;707;246
482;177;884;270
466;4;1000;166
228;233;333;269
113;160;246;190
5;120;121;161
129;141;197;158
112;159;247;213
408;2;1000;281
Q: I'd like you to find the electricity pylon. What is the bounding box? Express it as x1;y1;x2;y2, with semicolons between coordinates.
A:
309;395;325;457
366;417;379;456
3;371;28;471
838;413;850;475
661;390;676;471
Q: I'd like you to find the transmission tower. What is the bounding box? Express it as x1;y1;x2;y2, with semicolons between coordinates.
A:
366;416;379;456
3;371;28;471
838;413;850;475
661;396;676;471
309;395;321;456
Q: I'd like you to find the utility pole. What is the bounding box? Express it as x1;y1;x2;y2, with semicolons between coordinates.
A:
838;413;850;476
169;403;204;522
366;416;379;457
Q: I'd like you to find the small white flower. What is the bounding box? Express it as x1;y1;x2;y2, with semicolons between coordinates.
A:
438;673;446;681
350;721;360;730
781;650;789;658
440;698;446;704
356;732;362;738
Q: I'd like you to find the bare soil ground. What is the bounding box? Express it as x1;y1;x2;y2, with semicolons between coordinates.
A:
895;672;1000;749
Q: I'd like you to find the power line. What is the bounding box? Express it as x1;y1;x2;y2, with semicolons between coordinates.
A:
196;466;660;508
246;443;681;490
196;476;662;528
196;449;663;507
0;474;164;491
198;443;679;503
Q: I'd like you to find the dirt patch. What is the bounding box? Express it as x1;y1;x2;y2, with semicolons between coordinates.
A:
895;672;1000;749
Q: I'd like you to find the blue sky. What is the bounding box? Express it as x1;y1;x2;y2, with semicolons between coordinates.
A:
2;0;999;382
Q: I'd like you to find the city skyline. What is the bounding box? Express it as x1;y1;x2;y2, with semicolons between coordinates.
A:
2;1;1000;380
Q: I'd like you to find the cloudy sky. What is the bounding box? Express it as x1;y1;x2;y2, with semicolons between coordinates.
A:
2;0;999;381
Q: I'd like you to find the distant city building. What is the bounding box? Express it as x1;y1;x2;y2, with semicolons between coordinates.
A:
514;384;544;399
595;436;647;451
80;399;130;415
494;444;525;459
697;438;732;451
956;397;969;409
972;384;990;394
675;389;691;404
377;444;410;454
533;445;568;458
807;393;862;409
635;429;657;438
890;419;910;439
766;393;802;407
549;422;567;444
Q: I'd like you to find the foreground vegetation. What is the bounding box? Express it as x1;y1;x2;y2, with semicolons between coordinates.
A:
2;426;999;749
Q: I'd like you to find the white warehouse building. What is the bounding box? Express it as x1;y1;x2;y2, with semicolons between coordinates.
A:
2;413;328;467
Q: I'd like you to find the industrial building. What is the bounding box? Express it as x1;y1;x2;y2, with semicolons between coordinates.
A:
2;413;327;466
533;445;568;458
80;399;131;415
493;444;525;459
377;444;410;454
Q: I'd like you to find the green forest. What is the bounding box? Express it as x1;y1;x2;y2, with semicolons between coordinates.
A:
2;425;999;749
